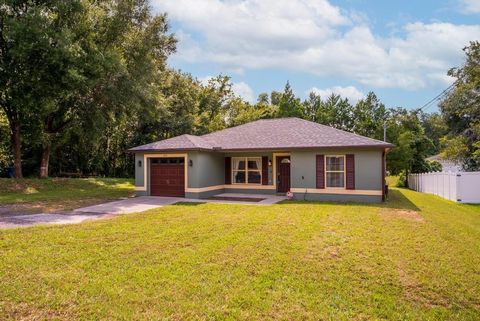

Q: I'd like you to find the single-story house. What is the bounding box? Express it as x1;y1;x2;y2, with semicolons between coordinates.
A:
426;154;462;173
128;117;393;202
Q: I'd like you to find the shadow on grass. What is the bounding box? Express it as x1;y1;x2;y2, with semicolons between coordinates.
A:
172;202;206;206
461;203;480;212
381;189;420;211
280;188;420;212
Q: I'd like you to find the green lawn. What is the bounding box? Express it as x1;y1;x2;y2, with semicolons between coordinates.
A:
1;188;480;320
0;178;134;213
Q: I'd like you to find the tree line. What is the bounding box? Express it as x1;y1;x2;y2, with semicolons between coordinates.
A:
1;1;478;183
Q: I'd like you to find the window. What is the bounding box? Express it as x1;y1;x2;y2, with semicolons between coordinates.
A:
232;157;262;184
325;155;345;188
151;158;184;165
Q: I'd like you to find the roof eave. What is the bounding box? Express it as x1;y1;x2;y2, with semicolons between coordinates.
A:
125;147;213;153
127;143;395;153
208;144;395;152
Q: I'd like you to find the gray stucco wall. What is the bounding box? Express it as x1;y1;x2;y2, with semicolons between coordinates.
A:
134;153;144;188
290;148;383;190
293;193;382;203
188;151;225;188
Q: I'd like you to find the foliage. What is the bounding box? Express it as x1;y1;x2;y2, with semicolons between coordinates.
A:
276;82;304;118
385;108;435;179
426;160;443;172
420;112;448;154
352;92;387;140
440;41;480;170
1;189;480;319
195;75;234;134
0;0;176;178
393;160;443;186
0;111;11;171
395;171;407;187
440;136;470;166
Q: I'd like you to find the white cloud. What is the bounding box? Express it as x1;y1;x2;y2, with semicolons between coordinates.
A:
308;86;365;103
459;0;480;13
154;0;480;90
231;81;255;102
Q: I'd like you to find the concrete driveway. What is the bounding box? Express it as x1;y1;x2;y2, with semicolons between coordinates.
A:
0;194;286;229
73;196;182;215
0;196;180;229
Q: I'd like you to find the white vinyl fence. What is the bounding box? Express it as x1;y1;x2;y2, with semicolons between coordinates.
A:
408;172;480;203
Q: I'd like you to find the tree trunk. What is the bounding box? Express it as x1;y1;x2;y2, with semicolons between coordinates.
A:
405;168;409;188
39;141;51;178
10;122;23;178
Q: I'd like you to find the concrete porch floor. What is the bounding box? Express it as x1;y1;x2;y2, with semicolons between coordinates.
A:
197;193;287;205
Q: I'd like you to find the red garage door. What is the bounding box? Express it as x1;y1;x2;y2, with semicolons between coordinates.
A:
150;158;185;197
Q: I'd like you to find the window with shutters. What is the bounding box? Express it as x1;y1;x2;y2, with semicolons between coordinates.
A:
232;157;262;184
325;155;345;188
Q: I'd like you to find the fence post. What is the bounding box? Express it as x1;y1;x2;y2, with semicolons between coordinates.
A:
456;173;461;203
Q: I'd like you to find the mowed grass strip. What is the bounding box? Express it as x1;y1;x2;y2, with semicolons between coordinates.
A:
0;178;134;212
1;188;480;320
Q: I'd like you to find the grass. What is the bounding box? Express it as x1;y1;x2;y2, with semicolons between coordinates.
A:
386;175;399;187
1;188;480;320
0;178;134;213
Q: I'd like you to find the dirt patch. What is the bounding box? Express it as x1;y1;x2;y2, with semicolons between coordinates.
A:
1;301;78;321
379;209;425;222
397;266;450;308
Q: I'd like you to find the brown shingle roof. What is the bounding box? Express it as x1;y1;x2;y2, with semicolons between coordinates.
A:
128;134;213;152
128;118;393;152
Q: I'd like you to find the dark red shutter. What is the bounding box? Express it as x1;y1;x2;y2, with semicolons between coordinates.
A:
262;156;268;185
316;155;325;189
346;154;355;190
225;157;231;184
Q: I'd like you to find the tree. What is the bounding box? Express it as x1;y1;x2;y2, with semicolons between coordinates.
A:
276;82;303;118
194;75;234;134
257;93;270;105
302;92;321;122
440;41;480;170
386;108;435;185
440;136;469;165
227;97;276;127
270;91;282;106
0;110;11;172
0;0;71;177
312;93;354;131
427;160;442;172
352;92;387;140
419;112;448;154
0;0;177;178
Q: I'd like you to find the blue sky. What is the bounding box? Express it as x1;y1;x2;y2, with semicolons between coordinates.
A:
152;0;480;110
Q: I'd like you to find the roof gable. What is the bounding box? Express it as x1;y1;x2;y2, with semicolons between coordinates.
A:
128;134;213;152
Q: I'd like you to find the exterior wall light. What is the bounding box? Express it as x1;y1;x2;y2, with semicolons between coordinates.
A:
138;160;142;167
189;159;193;167
268;160;272;166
